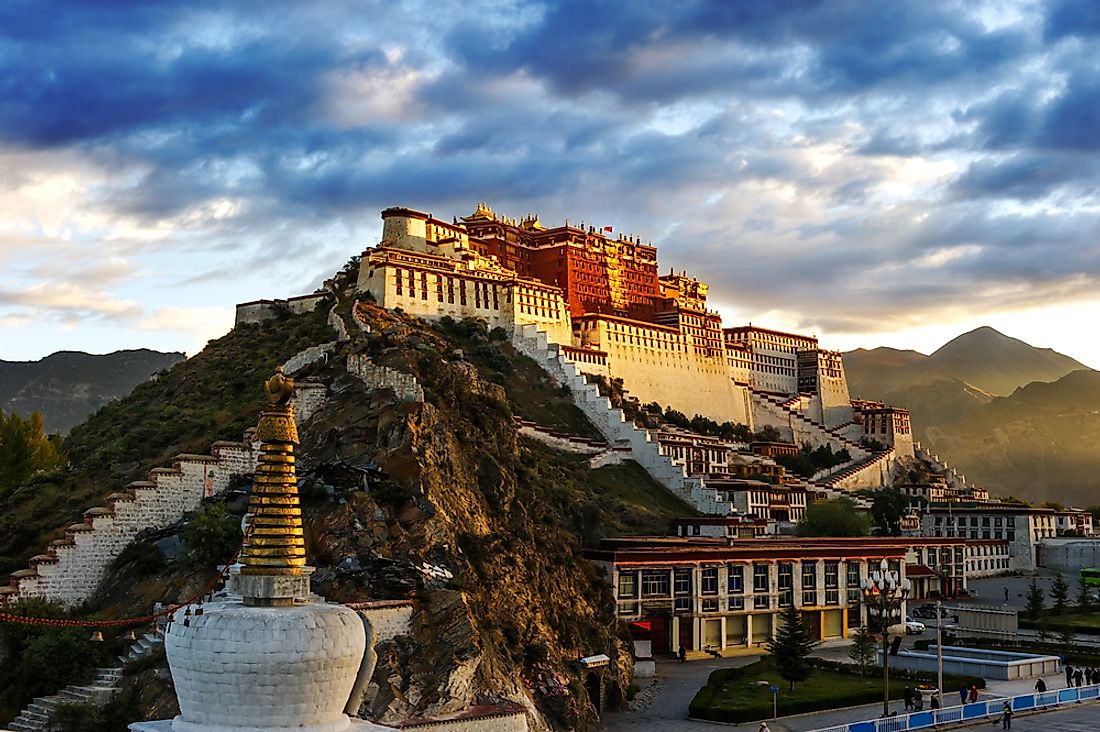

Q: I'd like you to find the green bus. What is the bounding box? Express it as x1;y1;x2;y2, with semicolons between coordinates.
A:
1080;568;1100;586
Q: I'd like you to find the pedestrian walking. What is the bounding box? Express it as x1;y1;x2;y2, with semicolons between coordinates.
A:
1074;667;1083;687
1001;701;1013;729
1066;664;1074;687
758;723;770;732
1086;668;1094;685
1004;587;1009;602
903;687;914;711
930;694;940;710
677;644;686;663
1035;677;1046;693
959;685;968;705
968;684;979;703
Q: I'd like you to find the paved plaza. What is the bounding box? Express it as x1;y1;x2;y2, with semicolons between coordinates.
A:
601;643;1097;732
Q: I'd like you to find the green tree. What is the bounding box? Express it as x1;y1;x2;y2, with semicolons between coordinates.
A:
181;501;242;568
1077;575;1094;611
0;409;67;494
797;497;871;537
767;604;821;691
1024;578;1046;620
847;626;877;677
856;489;922;536
1051;575;1070;614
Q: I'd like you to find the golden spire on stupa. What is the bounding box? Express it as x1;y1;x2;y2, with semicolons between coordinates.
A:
239;367;308;576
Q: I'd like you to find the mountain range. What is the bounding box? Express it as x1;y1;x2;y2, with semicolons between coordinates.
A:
0;349;185;434
844;326;1099;506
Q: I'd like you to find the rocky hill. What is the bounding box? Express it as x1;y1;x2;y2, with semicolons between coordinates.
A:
0;291;691;730
918;369;1100;506
845;326;1087;399
845;327;1099;506
0;349;184;434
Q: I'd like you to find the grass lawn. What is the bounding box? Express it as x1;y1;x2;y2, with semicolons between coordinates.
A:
1020;608;1100;631
690;657;915;724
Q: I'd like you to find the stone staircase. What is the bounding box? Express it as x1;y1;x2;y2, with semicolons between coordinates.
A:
512;324;735;515
750;391;869;458
7;667;123;731
117;628;164;665
820;448;897;490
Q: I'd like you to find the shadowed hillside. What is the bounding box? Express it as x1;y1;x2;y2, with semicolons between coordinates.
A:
0;292;692;729
0;350;185;434
845;326;1087;399
845;327;1097;505
921;369;1100;506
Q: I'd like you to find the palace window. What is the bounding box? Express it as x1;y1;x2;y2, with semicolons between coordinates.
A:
802;561;817;607
727;565;744;594
641;570;670;598
674;568;693;597
701;567;718;596
825;561;839;605
753;563;769;594
778;563;793;608
846;562;861;588
618;572;637;599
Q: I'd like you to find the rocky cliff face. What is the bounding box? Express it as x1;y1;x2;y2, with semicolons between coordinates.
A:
291;302;641;730
2;287;687;730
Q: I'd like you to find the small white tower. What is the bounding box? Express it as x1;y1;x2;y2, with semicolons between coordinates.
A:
131;370;383;732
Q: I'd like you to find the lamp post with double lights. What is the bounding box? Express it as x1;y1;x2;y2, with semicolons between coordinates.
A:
861;558;911;718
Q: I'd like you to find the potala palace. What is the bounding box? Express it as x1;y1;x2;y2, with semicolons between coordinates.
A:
353;204;916;507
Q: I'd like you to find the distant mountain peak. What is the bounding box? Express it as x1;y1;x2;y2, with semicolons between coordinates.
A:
0;349;184;433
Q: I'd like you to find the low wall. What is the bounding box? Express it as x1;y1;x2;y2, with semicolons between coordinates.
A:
881;645;1059;680
1038;538;1100;572
347;354;424;403
1;441;259;608
513;417;607;455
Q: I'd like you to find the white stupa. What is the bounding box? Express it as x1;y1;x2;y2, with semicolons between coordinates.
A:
130;370;385;732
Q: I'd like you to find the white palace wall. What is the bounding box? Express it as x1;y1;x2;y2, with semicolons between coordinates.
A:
356;248;572;346
575;318;753;426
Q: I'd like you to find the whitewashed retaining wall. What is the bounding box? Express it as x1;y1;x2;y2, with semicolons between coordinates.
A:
513;324;734;515
1;441;259;608
346;600;415;642
347;353;425;403
282;342;336;375
914;442;977;495
824;449;897;491
513;417;607;455
750;392;869;461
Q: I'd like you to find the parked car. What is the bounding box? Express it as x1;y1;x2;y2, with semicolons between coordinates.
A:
912;603;948;619
904;616;926;634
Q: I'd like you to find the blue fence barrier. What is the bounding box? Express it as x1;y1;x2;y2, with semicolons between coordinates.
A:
809;683;1100;732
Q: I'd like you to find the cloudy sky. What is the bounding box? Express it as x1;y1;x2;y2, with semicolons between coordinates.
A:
3;0;1100;366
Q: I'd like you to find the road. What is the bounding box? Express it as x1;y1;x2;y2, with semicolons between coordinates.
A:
1002;702;1100;729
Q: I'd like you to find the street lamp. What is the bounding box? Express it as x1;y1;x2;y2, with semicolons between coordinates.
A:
861;558;912;718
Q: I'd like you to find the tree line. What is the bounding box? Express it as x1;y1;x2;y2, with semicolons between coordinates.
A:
0;409;67;495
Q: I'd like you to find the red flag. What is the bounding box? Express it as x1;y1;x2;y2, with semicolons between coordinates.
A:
603;226;613;232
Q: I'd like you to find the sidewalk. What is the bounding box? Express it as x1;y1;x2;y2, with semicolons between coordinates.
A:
600;652;1074;731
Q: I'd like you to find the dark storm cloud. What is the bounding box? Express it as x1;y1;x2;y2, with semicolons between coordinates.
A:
3;0;1100;346
443;0;1026;102
951;154;1100;200
1045;0;1100;39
